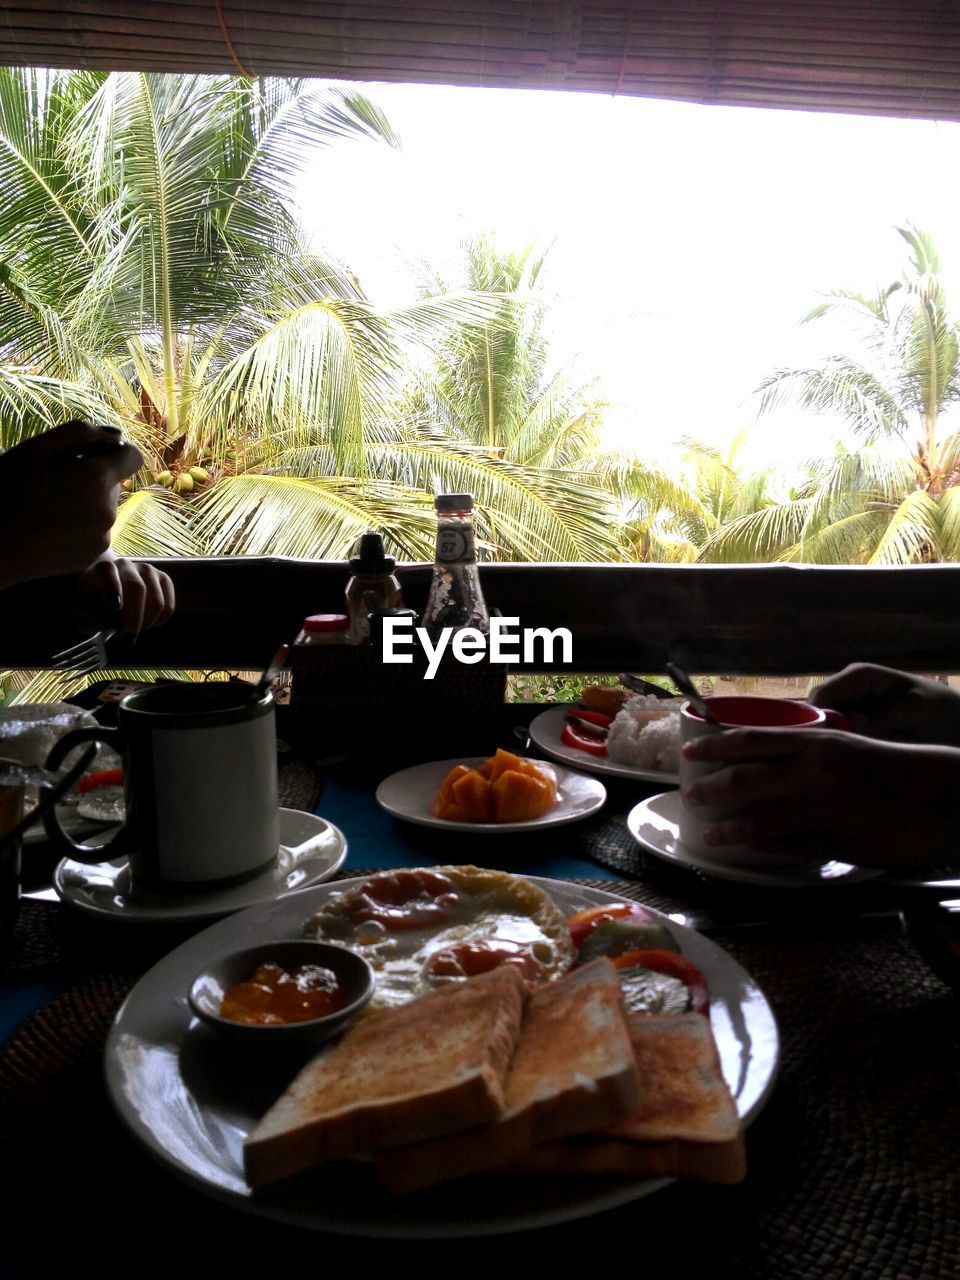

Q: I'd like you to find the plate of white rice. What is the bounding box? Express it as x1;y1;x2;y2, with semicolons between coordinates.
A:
528;697;682;783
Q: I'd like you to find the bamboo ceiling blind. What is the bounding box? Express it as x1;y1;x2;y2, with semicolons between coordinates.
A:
1;1;960;120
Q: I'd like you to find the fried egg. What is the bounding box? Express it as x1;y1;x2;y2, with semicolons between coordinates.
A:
303;865;574;1009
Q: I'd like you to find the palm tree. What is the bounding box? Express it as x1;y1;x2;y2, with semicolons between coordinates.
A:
0;68;431;556
389;233;622;561
700;226;960;564
1;74;625;565
615;432;776;562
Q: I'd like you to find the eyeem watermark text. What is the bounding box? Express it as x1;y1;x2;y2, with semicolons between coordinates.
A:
382;616;573;680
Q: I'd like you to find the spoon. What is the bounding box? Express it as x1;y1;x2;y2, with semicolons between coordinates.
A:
251;643;290;702
664;662;716;722
617;672;678;700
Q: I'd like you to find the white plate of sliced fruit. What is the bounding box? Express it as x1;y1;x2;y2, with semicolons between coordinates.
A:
375;750;607;832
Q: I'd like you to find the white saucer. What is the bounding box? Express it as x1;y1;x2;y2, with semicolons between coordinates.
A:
626;791;882;888
375;756;606;832
52;808;348;923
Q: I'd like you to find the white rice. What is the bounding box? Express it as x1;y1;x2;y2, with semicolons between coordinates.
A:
606;694;682;771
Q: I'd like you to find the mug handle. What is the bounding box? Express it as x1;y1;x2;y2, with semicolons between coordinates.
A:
43;726;133;864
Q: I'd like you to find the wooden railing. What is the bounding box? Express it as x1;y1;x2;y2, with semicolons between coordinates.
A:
1;558;957;675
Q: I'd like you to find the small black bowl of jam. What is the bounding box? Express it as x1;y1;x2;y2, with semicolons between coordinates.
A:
188;939;375;1051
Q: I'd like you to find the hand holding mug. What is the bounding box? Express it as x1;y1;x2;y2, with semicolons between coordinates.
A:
681;718;960;871
810;663;960;748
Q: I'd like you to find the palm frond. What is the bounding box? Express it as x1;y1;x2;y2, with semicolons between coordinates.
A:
757;360;907;440
222;80;400;222
196;295;399;474
110;488;201;558
698;497;815;563
864;488;940;564
190;473;434;559
936;485;960;560
0;366;117;446
10;665;188;704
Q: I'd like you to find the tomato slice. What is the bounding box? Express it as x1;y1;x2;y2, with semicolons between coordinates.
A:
613;948;709;1014
571;708;612;727
561;708;612;758
567;901;655;949
76;768;124;794
561;723;607;756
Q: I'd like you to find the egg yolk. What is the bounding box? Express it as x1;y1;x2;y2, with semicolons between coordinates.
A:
350;869;461;930
425;939;542;982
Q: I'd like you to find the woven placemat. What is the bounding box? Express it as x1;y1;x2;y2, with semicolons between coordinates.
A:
276;752;323;813
1;883;958;1273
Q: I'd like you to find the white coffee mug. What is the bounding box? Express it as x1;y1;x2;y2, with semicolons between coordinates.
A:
44;683;279;891
678;695;830;868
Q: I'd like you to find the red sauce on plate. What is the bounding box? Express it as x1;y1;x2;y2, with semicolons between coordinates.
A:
219;962;347;1026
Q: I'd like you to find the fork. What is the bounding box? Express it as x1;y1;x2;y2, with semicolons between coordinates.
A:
50;627;118;678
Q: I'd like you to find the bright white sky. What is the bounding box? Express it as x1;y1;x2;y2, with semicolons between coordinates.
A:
295;83;960;483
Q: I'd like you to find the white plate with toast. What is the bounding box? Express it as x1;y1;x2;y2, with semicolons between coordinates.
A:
104;875;779;1238
528;706;680;785
375;756;607;831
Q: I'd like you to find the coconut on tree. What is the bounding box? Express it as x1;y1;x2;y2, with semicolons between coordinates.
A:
699;226;960;564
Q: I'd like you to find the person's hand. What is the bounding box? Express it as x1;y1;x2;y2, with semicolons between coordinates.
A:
76;552;175;636
681;726;960;870
0;420;142;590
810;662;960;747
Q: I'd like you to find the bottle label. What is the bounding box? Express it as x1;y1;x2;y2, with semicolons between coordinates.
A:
436;526;476;564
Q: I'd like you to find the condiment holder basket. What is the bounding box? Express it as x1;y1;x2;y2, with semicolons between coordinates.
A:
287;645;507;751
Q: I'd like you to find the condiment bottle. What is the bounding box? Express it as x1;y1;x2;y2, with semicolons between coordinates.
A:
368;607;419;653
420;494;490;641
294;613;350;646
345;532;404;645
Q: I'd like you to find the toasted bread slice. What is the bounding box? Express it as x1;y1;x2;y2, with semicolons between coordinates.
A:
609;1012;742;1143
376;958;640;1194
243;963;526;1190
501;1012;746;1184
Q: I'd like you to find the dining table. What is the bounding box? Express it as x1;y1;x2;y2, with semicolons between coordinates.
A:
1;700;958;1276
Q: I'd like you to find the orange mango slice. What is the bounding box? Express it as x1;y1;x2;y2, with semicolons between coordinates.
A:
431;753;557;823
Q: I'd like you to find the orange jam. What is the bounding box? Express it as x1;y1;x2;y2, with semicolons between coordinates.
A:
219;962;347;1026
